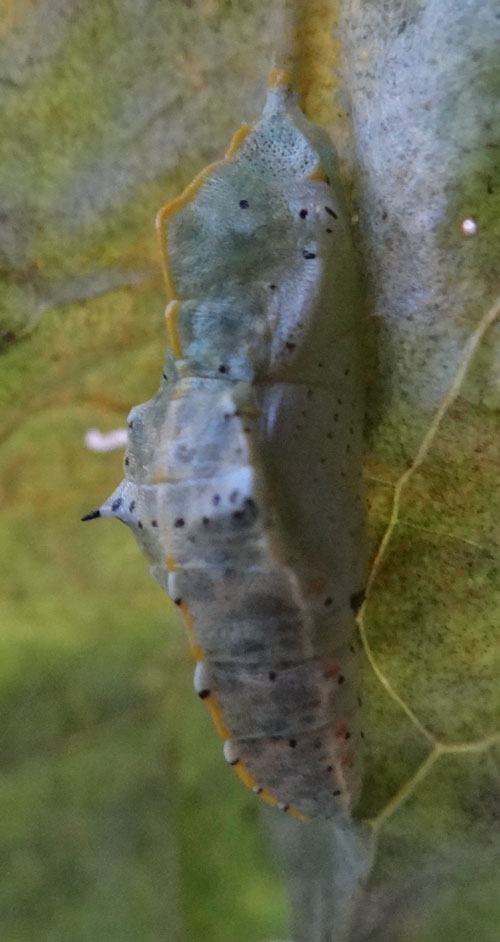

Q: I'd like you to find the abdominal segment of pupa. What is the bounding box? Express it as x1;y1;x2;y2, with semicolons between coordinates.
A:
83;72;366;821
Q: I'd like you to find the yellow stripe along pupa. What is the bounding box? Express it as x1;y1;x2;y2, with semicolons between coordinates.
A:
83;70;366;821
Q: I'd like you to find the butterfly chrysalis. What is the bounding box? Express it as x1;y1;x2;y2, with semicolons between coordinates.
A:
83;71;365;820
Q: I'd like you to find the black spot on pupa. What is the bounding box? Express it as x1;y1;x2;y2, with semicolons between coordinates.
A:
324;597;333;607
218;364;228;374
255;787;263;795
233;509;245;520
303;250;316;260
325;175;331;185
129;500;135;512
286;342;296;351
229;490;239;503
268;671;277;681
174;597;182;606
325;206;338;218
338;674;345;685
239;199;249;209
202;516;210;526
128;420;134;429
289;739;297;748
333;789;341;797
112;498;122;512
299;209;308;219
151;520;158;528
174;518;185;528
212;494;220;506
314;740;322;749
269;284;277;290
326;228;333;233
345;732;351;740
326;765;333;773
137;521;143;529
230;757;240;766
350;589;366;614
198;689;210;699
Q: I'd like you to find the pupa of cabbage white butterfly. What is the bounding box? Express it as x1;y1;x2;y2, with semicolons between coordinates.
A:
83;70;366;821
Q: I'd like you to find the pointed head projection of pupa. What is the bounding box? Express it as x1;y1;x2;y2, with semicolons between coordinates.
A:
81;476;163;561
81;478;137;529
162;79;343;302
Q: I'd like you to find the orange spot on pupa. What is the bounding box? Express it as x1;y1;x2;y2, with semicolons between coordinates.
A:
229;756;310;821
341;751;354;768
268;67;293;88
146;468;168;484
309;577;326;593
178;604;204;661
286;805;310;822
323;659;340;678
165;555;177;572
254;789;280;809
334;720;348;738
232;760;260;791
156;157;222;299
203;694;231;740
156;119;254;299
308;166;329;183
225;124;251;160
